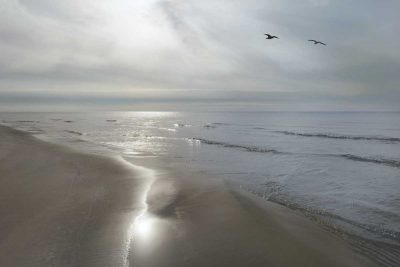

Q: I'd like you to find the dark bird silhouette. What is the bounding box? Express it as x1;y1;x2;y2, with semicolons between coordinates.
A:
308;40;327;46
264;34;279;39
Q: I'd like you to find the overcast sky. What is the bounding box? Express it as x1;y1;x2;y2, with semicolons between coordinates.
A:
1;0;399;111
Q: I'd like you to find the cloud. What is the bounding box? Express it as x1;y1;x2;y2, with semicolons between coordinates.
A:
0;0;399;110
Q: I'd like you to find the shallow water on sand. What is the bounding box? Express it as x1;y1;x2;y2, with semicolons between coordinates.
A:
1;111;399;245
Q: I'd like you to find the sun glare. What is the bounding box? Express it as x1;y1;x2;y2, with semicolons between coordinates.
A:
134;212;156;240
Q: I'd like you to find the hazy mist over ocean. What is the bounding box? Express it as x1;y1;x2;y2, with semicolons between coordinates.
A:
1;0;399;112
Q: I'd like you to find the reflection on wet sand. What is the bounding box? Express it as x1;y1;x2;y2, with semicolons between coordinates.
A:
127;166;184;267
124;162;378;267
134;212;156;240
131;211;177;266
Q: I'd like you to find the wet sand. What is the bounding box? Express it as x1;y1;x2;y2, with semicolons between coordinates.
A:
0;125;377;266
0;125;150;266
131;160;377;267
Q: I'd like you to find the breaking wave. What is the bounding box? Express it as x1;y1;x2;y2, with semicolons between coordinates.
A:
340;154;400;168
65;130;84;136
193;138;400;168
192;138;280;154
276;131;400;143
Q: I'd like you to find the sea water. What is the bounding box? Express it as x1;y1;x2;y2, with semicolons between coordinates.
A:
1;111;399;246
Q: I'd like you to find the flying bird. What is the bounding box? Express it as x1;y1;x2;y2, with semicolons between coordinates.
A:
308;40;327;46
264;34;279;39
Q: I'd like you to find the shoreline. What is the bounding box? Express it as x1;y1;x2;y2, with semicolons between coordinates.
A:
129;155;380;266
0;124;381;266
0;125;153;266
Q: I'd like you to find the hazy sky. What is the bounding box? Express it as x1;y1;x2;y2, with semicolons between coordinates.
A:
1;0;399;111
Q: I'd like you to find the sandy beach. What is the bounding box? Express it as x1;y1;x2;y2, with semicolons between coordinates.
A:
0;125;150;266
0;124;378;266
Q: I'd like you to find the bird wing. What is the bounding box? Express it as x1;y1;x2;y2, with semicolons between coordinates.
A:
320;42;327;46
308;40;317;42
265;34;272;37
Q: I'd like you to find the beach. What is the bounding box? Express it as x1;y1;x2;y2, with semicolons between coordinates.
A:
0;124;381;266
0;125;150;266
1;0;400;265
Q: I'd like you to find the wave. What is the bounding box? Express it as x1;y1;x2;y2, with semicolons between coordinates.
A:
193;138;400;168
192;138;280;154
340;154;400;168
266;194;400;266
173;123;191;128
211;122;230;126
65;130;84;136
26;128;45;134
2;120;39;123
159;127;176;132
237;181;400;242
263;194;400;242
229;182;400;266
276;131;400;143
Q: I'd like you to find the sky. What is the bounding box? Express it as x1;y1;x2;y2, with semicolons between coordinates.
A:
0;0;399;111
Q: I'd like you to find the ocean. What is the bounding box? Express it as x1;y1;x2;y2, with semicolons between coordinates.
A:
1;111;399;246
